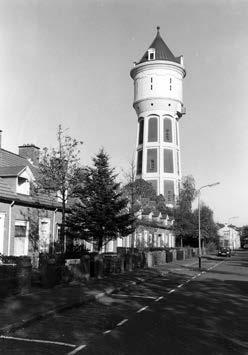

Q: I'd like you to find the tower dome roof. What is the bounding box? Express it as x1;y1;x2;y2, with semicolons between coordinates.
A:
138;26;181;64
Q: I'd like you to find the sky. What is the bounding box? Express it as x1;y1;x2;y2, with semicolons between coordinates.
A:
0;0;248;226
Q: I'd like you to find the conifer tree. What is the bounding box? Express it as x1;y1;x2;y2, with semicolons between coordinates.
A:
67;149;135;252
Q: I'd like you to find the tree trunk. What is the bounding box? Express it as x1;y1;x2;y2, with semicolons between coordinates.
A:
98;236;103;253
61;196;66;253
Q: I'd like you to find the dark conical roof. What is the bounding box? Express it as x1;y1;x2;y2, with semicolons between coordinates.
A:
139;27;181;64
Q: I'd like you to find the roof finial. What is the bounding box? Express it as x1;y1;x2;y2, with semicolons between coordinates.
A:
157;26;160;33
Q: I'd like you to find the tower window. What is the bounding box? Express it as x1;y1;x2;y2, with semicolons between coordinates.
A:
148;48;155;61
164;180;175;204
151;78;153;83
148;117;158;142
175;121;178;145
151;85;153;90
170;85;172;91
177;151;180;175
170;78;172;84
138;118;144;145
163;117;172;143
164;149;174;173
147;149;157;173
137;150;143;175
148;180;157;194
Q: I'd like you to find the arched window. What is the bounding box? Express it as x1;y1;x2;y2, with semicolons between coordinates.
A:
164;149;174;173
136;150;143;175
138;119;144;145
163;117;172;143
148;117;158;142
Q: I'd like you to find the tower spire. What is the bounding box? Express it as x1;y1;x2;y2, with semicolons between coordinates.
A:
156;26;160;34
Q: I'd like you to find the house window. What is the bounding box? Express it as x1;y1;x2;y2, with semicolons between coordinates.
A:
14;221;29;256
137;150;143;175
17;177;30;195
164;149;174;173
138;118;144;145
163;117;172;142
164;180;174;204
147;149;157;173
148;117;158;142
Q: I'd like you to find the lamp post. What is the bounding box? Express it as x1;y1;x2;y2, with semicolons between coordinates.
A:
198;182;220;269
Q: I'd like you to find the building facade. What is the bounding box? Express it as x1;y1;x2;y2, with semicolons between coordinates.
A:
130;27;186;205
217;224;241;250
0;135;62;261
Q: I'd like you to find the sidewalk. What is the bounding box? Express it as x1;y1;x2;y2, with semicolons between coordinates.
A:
0;256;215;335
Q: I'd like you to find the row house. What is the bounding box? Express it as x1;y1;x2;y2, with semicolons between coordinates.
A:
81;207;175;253
0;133;62;259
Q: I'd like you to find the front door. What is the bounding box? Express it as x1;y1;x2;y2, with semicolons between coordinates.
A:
0;213;5;254
39;218;51;253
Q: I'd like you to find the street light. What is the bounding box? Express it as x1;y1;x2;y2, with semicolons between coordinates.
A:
198;182;220;269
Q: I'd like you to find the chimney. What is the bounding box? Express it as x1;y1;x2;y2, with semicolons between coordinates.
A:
0;130;2;148
19;144;40;166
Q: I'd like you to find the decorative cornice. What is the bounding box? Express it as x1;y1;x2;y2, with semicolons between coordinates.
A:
130;60;186;79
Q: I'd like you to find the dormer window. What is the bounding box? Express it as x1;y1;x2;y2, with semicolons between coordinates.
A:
148;48;155;61
17;176;30;195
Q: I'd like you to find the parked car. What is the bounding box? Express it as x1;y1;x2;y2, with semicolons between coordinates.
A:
217;247;231;257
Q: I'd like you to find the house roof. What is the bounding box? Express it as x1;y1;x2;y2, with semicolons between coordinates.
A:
0;178;16;200
0;177;63;209
0;165;27;177
0;148;38;177
139;27;181;65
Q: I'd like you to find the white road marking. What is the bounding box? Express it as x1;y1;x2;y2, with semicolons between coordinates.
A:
186;280;191;283
116;319;128;326
197;273;201;276
201;271;206;274
67;344;87;355
168;289;175;294
155;296;164;302
112;294;156;300
177;284;183;288
103;330;112;334
0;335;75;348
137;306;149;313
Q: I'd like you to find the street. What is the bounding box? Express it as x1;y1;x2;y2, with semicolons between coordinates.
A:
0;250;248;354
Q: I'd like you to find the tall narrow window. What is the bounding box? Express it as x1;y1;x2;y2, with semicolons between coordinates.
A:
148;180;158;194
147;149;157;173
148;117;158;142
177;151;180;175
138;119;144;145
137;150;143;175
164;149;174;173
163;117;172;142
164;180;174;204
175;121;178;145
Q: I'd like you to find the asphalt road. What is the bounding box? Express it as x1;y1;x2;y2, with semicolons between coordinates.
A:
1;250;248;355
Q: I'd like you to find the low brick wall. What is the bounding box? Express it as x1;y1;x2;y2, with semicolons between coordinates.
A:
0;258;32;298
